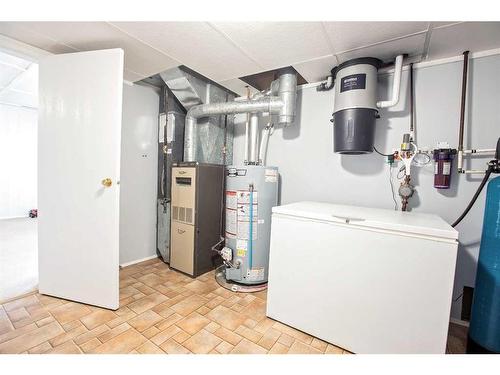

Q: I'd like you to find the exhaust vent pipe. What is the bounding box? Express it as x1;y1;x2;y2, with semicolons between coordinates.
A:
184;68;297;163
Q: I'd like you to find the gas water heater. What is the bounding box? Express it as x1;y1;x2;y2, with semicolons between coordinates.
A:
328;55;404;154
224;165;278;285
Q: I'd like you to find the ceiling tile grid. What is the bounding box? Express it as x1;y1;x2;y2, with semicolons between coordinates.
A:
0;21;499;91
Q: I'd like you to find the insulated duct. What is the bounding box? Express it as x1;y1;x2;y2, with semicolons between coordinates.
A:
160;66;236;164
184;68;297;163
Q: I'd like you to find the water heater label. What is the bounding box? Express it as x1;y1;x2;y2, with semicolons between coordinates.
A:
340;74;366;92
225;208;237;237
237;191;258;204
236;239;247;257
247;268;265;282
226;190;237;210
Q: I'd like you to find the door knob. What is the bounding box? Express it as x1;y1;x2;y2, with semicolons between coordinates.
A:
101;178;112;187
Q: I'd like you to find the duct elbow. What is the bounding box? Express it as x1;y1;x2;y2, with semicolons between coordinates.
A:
377;54;404;109
277;69;298;126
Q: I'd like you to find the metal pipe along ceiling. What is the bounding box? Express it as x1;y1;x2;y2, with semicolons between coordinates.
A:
184;70;297;162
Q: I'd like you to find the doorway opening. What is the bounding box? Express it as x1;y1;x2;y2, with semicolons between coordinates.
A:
0;49;38;302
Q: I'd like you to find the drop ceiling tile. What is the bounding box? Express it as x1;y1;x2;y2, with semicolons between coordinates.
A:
0;89;37;108
293;55;338;83
218;78;260;98
0;22;77;54
212;22;331;71
123;69;148;82
111;22;261;82
336;33;427;64
427;22;500;60
323;22;429;53
1;22;180;78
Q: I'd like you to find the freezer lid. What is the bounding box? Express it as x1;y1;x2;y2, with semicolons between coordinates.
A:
272;201;458;240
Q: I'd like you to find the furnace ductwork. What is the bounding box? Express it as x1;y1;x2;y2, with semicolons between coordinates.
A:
184;68;297;162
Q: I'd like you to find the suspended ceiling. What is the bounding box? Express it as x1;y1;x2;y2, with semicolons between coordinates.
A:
0;21;499;96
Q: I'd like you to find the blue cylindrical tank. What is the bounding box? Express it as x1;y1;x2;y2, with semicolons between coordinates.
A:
469;175;500;353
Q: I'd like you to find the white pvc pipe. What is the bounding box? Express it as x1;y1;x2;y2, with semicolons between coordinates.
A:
377;55;404;109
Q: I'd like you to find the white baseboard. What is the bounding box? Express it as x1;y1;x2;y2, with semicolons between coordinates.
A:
450;317;470;327
120;254;159;268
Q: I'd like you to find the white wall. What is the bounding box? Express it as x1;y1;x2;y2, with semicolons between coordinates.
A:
233;53;500;320
119;83;159;265
0;104;37;218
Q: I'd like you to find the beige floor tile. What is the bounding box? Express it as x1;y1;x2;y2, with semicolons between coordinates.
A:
215;340;234;354
176;312;210;335
171;295;208;316
273;321;313;345
0;321;64;354
288;340;322;354
213;327;243;346
183;329;221;354
73;324;109;345
136;340;165;354
269;342;289;354
205;295;225;309
311;337;328;352
35;316;55;328
90;329;147;354
277;333;294;347
127;293;168;315
128;310;163;332
230;338;267;354
143;326;161;339
160;338;191;354
7;308;30;323
47;340;83;354
50;302;92;325
196;306;211;315
206;305;247;331
98;323;131;343
49;324;88;347
0;322;37;344
243;318;258;329
61;320;83;332
257;328;281;350
205;321;221;333
325;344;343;354
253;318;275;334
80;338;102;353
28;341;52;354
3;295;39;312
0;310;14;336
184;280;218;295
150;324;181;346
172;330;191;344
235;325;263;344
80;309;117;330
155;313;183;331
241;299;267;321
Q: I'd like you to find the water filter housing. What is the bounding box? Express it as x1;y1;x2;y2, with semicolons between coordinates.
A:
225;165;278;285
468;175;500;353
332;57;382;154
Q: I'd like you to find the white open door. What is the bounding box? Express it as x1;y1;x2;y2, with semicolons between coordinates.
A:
38;49;124;310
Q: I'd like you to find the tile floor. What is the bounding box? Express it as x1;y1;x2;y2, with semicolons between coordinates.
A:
0;257;467;354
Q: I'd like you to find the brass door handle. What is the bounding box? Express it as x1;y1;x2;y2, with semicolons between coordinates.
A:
101;178;113;187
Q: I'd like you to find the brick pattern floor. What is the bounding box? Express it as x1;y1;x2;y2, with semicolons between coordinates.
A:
0;257;467;354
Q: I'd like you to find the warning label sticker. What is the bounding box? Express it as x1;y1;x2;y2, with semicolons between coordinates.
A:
226;190;237;210
237;191;258;204
236;239;247;257
237;204;258;221
225;209;237;238
246;267;265;282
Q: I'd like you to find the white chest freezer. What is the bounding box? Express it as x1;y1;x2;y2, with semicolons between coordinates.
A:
266;201;459;354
